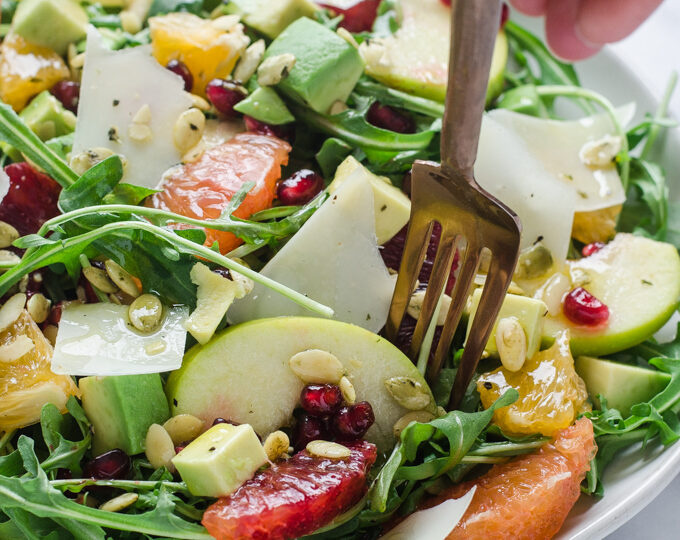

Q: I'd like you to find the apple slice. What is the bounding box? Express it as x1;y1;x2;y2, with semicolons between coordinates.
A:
542;234;680;357
166;317;434;452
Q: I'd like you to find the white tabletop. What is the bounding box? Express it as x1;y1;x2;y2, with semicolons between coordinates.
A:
601;2;679;539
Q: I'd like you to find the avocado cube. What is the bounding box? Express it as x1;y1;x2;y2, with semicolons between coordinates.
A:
80;374;170;455
172;423;268;497
264;18;365;114
12;0;88;55
575;356;671;416
467;290;547;360
225;0;318;38
234;87;295;125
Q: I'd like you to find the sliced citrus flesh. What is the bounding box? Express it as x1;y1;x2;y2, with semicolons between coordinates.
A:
149;13;249;96
478;330;590;437
423;417;596;540
0;310;80;431
150;133;291;254
0;33;70;111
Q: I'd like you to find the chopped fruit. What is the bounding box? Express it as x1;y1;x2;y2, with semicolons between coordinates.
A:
150;133;291;254
332;401;375;440
244;116;294;141
292;413;330;451
0;311;80;431
224;0;318;39
50;80;80;114
202;440;377;540
478;331;590;437
300;384;344;417
165;59;193;92
0;33;70;112
83;449;131;480
563;287;610;327
277;169;324;206
581;241;606;257
318;0;381;33
12;0;87;56
149;13;249;97
366;102;416;134
571;204;622;245
206;79;247;118
420;418;595;540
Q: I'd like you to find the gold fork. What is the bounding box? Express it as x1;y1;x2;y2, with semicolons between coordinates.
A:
385;0;522;410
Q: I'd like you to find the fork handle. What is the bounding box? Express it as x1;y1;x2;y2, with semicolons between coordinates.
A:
441;0;502;178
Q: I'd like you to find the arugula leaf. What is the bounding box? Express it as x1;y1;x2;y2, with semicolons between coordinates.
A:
148;0;204;17
102;183;158;205
39;398;91;475
316;138;352;178
353;80;445;118
58;155;124;212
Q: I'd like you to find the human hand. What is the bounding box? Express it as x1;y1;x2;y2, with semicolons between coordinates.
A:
510;0;664;60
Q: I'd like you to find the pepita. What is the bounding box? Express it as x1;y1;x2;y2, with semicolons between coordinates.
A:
120;10;142;34
515;243;554;280
145;423;176;470
289;349;344;384
0;335;34;363
407;289;452;326
105;260;141;298
496;317;528;372
257;53;296;86
43;324;58;346
0;221;19;249
329;100;349;115
173;108;205;154
182;139;206;164
82;266;119;294
336;27;359;48
26;293;51;324
128;294;163;333
393;410;435;438
163;414;204;445
0;293;26;332
211;15;241;32
186;92;211;111
0;250;21;269
99;492;138;513
579;135;622;167
233;39;266;83
384;376;432;411
306;440;350;459
339;376;356;404
69;147;115;176
263;430;290;462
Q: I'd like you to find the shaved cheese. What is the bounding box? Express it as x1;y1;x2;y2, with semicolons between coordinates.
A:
51;303;189;376
380;487;476;540
485;104;635;212
0;168;8;204
475;114;577;264
228;171;396;332
73;27;192;188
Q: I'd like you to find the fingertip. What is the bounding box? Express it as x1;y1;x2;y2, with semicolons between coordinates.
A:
545;0;601;61
509;0;548;17
577;0;664;45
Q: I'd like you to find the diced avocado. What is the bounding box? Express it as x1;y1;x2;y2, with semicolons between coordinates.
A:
80;374;170;455
467;290;547;359
172;423;268;497
574;356;670;417
328;156;410;244
233;86;294;125
225;0;318;38
12;0;88;55
264;18;364;114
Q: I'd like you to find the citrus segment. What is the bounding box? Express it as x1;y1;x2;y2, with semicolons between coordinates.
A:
423;417;596;540
0;33;70;111
478;330;590;437
150;133;291;254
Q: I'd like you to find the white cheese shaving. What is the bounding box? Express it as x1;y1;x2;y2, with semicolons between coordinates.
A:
0;168;9;204
228;171;396;332
72;27;192;189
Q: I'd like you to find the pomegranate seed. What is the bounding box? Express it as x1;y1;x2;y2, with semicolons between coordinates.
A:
581;242;605;257
50;80;80;114
563;287;610;327
332;401;374;440
206;79;246;118
166;59;193;92
293;413;330;450
366;102;415;134
300;384;344;417
440;0;451;6
83;449;131;480
79;278;100;304
277;169;324;206
212;417;239;426
500;3;510;28
244;115;294;141
47;302;64;325
318;0;381;33
0;162;61;236
175;443;188;454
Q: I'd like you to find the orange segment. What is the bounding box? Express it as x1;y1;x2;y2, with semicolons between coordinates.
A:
150;133;291;254
149;13;249;96
422;418;596;540
477;330;590;437
0;33;70;111
0;310;80;431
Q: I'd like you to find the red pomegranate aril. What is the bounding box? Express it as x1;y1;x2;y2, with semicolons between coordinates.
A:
243;115;294;141
581;242;605;257
366;102;416;134
212;417;239;426
206;79;246;117
440;0;451;6
166;59;193;92
277;169;324;206
500;2;510;28
293;413;330;450
563;287;610;327
83;449;131;480
50;80;80;114
332;401;375;440
300;384;344;417
318;0;381;33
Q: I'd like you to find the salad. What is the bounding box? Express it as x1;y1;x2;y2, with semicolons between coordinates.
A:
0;0;678;538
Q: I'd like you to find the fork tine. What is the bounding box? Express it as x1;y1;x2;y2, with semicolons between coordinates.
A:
407;228;458;360
426;239;480;384
448;250;516;409
385;218;435;342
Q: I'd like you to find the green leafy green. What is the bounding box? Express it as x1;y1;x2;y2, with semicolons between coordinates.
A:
58;156;124;212
39;399;91;476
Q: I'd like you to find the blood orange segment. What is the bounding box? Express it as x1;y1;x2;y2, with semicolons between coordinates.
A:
202;440;377;540
150;133;291;254
421;417;596;540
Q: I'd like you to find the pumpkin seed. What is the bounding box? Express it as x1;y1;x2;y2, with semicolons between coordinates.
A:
128;294;163;333
407;289;452;326
339;376;356;404
0;293;26;333
393;410;435;438
579;135;622;167
104;260;141;298
43;324;58;346
211;14;241;32
384;377;432;411
514;243;554;280
306;440;350;459
186;92;211;111
26;293;51;324
145;424;176;470
263;430;290;462
173;108;205;154
0;221;19;249
163;414;204;445
496;316;527;372
233;39;265;83
82;266;119;294
289;349;344;384
257;53;296;86
99;492;138;513
0;249;21;270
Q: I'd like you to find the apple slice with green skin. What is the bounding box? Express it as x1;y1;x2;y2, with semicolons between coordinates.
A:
542;234;680;357
359;0;508;104
166;317;434;452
